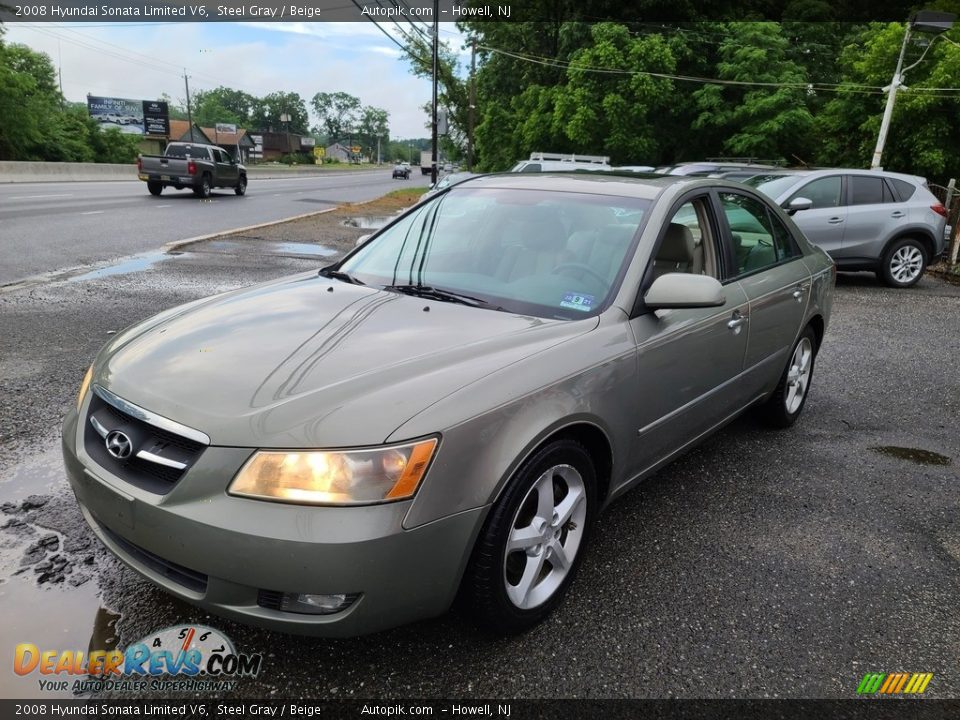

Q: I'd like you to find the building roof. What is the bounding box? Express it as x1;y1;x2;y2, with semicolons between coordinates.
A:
167;120;253;147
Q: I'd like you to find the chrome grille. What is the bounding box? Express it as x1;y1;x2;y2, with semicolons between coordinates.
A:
83;389;206;494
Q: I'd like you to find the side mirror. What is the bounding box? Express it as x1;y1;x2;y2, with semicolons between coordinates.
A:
644;273;725;310
785;197;813;215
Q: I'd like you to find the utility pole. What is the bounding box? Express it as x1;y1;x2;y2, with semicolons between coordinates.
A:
870;26;911;170
468;36;476;172
57;40;64;108
183;70;193;140
431;0;439;185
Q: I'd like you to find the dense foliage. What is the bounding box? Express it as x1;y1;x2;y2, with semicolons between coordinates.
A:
428;17;960;182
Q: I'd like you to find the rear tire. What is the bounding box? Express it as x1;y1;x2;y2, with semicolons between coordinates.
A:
879;237;926;288
758;326;817;429
461;438;596;634
235;175;247;196
193;174;212;199
147;182;162;196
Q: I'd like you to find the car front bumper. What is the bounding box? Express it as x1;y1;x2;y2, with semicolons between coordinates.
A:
62;407;486;637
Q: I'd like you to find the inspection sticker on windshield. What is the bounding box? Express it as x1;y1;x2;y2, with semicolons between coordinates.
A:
560;292;595;312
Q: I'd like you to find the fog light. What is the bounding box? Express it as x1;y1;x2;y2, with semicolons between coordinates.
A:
280;592;359;615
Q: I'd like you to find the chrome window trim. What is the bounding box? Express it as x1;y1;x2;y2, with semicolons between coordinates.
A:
92;385;210;446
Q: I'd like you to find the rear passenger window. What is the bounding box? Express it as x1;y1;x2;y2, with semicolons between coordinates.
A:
790;176;841;209
890;178;917;201
849;176;889;205
768;211;801;261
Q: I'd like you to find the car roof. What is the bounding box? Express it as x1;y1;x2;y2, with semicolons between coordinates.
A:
455;171;698;200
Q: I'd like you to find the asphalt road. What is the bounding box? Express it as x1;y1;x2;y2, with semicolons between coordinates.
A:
0;240;958;700
0;170;404;285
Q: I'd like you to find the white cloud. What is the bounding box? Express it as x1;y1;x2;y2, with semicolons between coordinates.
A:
5;22;433;138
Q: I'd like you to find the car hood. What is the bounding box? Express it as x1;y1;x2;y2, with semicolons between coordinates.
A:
96;274;597;448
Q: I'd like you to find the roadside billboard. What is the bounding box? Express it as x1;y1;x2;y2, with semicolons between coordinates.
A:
142;101;170;137
87;96;170;137
87;96;144;135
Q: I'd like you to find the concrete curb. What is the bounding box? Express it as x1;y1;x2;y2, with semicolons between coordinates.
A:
163;207;339;252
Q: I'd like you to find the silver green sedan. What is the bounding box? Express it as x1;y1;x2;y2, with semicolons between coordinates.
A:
63;174;834;636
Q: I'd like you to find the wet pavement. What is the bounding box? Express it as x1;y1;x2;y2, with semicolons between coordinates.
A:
1;241;959;700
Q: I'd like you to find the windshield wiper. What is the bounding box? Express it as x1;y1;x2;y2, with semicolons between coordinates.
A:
382;284;491;308
319;267;365;285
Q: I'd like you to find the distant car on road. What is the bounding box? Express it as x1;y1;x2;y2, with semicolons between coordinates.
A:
747;169;947;287
392;164;411;180
65;173;834;637
138;142;247;199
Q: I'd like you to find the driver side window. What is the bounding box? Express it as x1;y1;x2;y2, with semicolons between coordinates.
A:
719;193;778;275
653;198;720;280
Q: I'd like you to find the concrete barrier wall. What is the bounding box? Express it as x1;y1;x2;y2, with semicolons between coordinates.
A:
0;161;382;183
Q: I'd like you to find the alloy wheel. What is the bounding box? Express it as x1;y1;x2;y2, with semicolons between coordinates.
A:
503;464;587;610
785;337;813;414
890;245;923;284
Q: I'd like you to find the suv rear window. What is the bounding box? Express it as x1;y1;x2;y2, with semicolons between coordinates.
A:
890;178;917;201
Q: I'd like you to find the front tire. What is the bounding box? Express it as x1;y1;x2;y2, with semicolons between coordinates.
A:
235;175;247;196
879;237;926;288
461;438;596;634
758;326;817;429
147;181;162;196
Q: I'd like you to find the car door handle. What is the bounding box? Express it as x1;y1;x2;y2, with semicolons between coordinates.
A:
792;284;810;301
727;311;748;333
890;211;905;218
827;217;844;224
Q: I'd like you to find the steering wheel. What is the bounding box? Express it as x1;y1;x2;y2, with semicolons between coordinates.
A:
551;262;608;286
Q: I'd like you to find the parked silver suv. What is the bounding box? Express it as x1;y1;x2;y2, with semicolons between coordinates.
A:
748;169;947;287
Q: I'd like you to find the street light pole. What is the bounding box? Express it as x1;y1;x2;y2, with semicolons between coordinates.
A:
870;25;911;170
431;0;439;186
870;10;956;170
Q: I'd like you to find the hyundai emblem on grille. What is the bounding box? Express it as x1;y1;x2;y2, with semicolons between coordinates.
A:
105;430;133;459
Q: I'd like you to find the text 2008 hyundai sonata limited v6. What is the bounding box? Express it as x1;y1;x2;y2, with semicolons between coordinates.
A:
63;173;834;636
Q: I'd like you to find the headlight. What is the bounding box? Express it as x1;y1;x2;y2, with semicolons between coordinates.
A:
228;438;438;506
77;365;93;410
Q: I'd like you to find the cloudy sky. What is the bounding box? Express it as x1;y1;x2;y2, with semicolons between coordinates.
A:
5;21;467;138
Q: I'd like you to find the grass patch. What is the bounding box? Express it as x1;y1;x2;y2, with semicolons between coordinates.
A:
385;187;429;201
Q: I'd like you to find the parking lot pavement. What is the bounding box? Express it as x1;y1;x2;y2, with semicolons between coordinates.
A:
1;246;958;699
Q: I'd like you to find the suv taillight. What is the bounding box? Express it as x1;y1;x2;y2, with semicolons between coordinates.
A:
931;203;947;218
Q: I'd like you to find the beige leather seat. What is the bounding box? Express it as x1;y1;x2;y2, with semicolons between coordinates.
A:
495;212;568;282
653;223;697;277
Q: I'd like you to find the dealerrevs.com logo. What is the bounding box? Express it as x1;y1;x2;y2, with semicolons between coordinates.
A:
14;625;263;694
857;672;934;696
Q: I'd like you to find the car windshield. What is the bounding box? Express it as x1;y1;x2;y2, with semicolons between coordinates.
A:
339;187;650;319
748;174;803;199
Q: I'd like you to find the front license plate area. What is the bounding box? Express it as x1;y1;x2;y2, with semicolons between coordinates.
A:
81;470;136;530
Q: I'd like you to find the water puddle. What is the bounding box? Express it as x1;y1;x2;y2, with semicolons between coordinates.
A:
0;445;121;698
67;252;179;283
273;242;337;257
341;215;394;229
870;446;952;466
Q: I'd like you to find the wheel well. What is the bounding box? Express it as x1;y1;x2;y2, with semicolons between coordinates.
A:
547;423;613;503
807;314;825;352
886;231;934;262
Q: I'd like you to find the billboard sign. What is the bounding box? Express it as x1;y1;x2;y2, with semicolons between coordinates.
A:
215;123;237;135
87;96;144;135
300;137;316;147
142;101;169;137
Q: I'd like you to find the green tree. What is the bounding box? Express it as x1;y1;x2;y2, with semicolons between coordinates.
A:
310;91;361;141
692;22;814;163
193;86;256;127
356;105;389;158
816;22;960;181
251;91;309;133
0;39;63;160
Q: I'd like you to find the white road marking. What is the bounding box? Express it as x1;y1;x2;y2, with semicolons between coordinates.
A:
156;205;171;208
81;211;104;215
9;194;74;200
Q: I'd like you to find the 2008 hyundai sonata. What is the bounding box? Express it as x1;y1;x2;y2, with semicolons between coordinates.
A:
63;173;834;636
